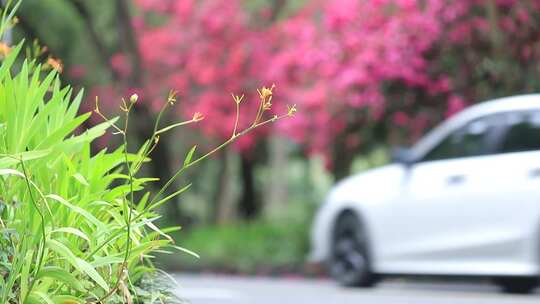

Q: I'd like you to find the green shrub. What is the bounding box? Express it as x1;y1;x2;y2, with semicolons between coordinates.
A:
163;220;310;274
0;39;179;303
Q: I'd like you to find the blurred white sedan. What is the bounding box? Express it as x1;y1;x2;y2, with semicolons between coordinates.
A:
310;94;540;293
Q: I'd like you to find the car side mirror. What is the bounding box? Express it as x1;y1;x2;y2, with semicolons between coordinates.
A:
391;147;415;166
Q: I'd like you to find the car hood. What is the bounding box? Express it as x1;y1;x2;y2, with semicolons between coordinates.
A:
327;163;406;205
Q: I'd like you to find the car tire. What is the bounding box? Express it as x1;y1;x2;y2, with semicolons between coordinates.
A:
329;211;377;287
494;277;538;294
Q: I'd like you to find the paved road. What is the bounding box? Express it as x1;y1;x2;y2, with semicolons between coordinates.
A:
172;273;539;304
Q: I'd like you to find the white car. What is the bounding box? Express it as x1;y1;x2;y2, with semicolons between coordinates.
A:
310;94;540;293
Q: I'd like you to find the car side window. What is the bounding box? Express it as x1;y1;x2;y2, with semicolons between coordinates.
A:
421;117;494;162
497;111;540;153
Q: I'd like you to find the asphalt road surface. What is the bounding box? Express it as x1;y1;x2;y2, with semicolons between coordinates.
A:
173;273;539;304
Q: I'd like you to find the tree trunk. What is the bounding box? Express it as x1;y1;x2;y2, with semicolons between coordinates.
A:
69;0;120;80
115;0;179;222
115;0;143;85
264;135;289;219
212;149;236;224
238;155;259;220
331;134;355;181
132;106;181;221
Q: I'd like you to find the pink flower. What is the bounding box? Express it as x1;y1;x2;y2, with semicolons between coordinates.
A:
446;95;466;118
393;112;410;126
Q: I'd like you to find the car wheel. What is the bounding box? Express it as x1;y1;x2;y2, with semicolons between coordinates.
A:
330;212;376;287
494;277;538;294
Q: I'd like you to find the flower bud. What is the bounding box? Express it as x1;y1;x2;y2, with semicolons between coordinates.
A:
192;112;205;122
130;94;139;103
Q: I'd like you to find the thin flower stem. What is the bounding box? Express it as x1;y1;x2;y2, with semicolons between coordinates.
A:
252;100;264;127
155;119;197;136
232;101;240;138
19;160;47;302
94;99;124;135
148;113;288;207
94;106;135;304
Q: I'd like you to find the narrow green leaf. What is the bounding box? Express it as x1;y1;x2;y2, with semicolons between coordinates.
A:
0;168;25;178
66;89;84;120
0;41;23;81
46;240;109;291
36;266;85;292
136;192;151;212
148;183;192;212
143;218;173;242
46;194;105;229
172;245;200;259
23;294;41;304
20;250;34;303
184;145;197;167
46;239;78;266
0;149;51;168
91;256;124;268
51;295;83;304
36;113;91;149
51;227;90;243
29;291;55;304
72;173;89;186
74;258;109;291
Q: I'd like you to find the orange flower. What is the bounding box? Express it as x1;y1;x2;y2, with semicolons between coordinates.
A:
0;42;11;57
258;84;275;101
287;104;297;116
47;57;63;73
258;84;275;111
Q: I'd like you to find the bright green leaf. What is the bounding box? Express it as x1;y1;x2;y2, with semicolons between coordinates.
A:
184;145;197;167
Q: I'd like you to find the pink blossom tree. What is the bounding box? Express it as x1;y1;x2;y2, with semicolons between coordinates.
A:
69;0;540;219
264;0;540;178
265;0;460;177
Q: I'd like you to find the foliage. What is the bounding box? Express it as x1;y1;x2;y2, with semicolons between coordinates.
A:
164;220;310;274
0;3;295;300
0;39;184;303
431;1;540;102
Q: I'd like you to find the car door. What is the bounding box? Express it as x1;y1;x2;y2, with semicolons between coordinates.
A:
475;110;540;274
381;114;505;274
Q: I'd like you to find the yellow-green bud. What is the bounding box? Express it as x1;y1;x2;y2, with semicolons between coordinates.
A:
130;94;139;103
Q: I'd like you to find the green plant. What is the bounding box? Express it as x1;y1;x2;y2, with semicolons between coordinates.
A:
0;41;181;303
165;219;310;274
0;4;295;302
